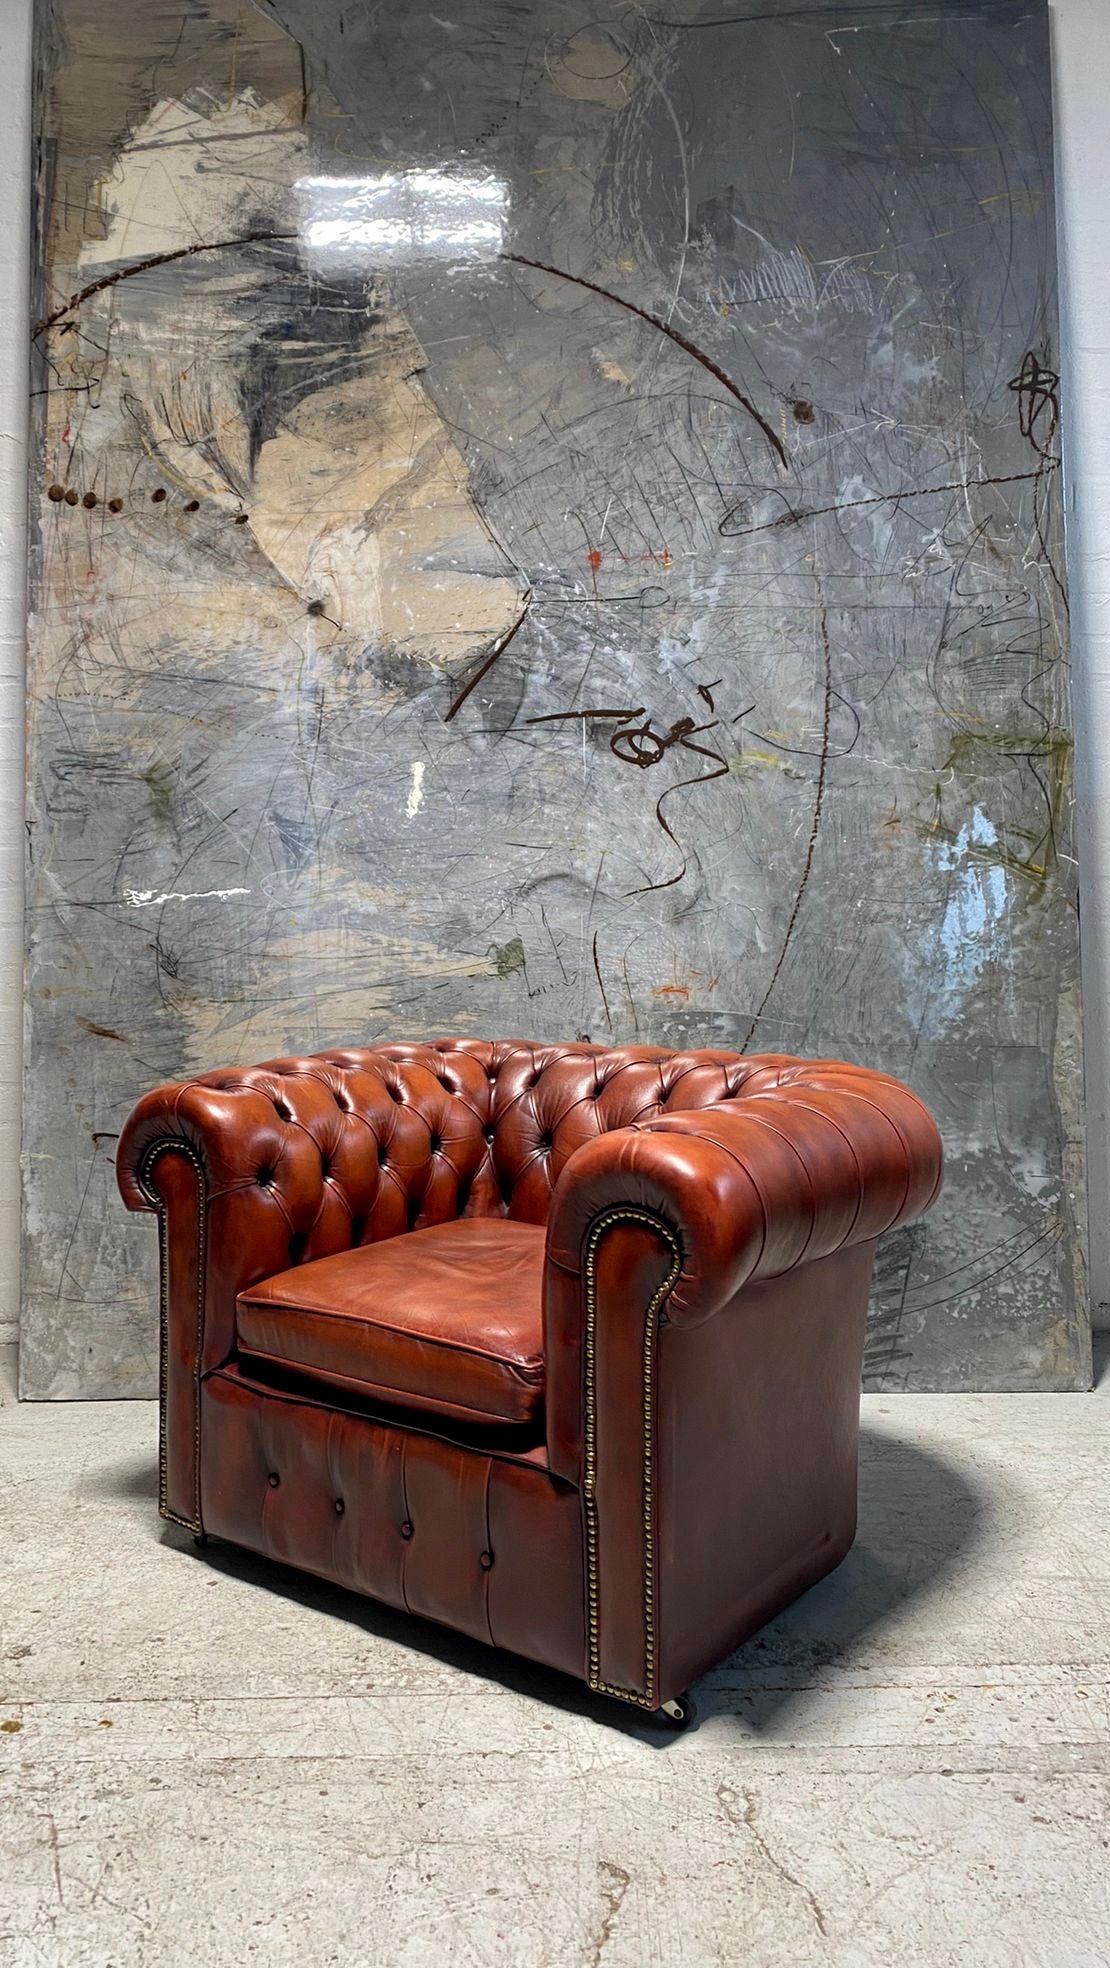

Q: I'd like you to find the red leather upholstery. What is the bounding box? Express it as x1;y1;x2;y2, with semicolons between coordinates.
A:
237;1219;545;1428
201;1366;586;1679
118;1038;943;1714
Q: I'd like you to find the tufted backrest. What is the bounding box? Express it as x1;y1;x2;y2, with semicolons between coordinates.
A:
159;1039;807;1275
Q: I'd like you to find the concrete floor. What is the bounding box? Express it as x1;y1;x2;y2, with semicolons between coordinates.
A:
2;1345;1109;1968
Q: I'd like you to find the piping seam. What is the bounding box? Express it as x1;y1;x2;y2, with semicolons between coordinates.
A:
581;1205;682;1710
138;1139;207;1536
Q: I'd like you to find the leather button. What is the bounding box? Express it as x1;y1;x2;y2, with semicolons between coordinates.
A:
479;1550;494;1571
334;1498;345;1515
399;1519;414;1540
267;1471;280;1488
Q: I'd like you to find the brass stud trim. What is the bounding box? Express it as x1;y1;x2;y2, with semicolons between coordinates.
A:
581;1205;682;1709
138;1139;207;1537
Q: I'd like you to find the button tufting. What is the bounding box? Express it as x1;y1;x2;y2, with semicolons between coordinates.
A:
334;1498;345;1515
267;1471;280;1488
257;1167;273;1187
479;1550;494;1571
399;1519;414;1540
484;1127;495;1145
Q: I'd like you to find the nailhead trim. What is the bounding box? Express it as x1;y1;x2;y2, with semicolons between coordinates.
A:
581;1205;682;1709
139;1138;207;1536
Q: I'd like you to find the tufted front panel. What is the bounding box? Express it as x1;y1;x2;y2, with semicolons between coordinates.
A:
201;1365;586;1680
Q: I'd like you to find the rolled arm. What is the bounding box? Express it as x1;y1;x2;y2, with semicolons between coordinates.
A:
116;1050;457;1529
542;1063;942;1702
546;1062;943;1328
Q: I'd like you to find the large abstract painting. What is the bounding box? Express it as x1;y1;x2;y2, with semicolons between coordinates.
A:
24;0;1088;1395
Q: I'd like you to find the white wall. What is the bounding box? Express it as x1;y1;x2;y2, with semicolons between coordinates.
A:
0;0;31;1347
0;0;1107;1345
1053;0;1110;1323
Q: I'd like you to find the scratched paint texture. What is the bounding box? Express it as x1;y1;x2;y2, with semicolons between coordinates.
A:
23;0;1088;1395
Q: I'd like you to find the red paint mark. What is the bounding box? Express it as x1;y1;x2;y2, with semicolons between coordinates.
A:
61;424;71;446
586;549;603;570
654;984;690;1000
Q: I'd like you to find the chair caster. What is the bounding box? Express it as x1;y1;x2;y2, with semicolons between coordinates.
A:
657;1695;696;1729
193;1532;209;1548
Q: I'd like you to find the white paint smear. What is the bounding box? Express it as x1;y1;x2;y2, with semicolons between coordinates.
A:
124;887;250;908
405;761;426;820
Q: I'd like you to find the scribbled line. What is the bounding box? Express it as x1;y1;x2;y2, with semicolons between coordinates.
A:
33;231;297;335
1009;350;1059;448
656;2;912;25
445;589;533;722
528;700;730;892
627;733;729;896
502;253;788;470
527;707;645;724
592;931;614;1033
738;603;833;1052
1008;350;1067;615
719;467;1054;540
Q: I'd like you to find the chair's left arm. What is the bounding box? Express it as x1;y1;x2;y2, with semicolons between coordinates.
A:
117;1058;448;1531
117;1076;343;1530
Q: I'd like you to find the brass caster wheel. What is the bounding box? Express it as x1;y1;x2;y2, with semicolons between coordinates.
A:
657;1695;695;1729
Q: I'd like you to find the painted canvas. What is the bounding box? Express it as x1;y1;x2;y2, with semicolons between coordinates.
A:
24;0;1087;1395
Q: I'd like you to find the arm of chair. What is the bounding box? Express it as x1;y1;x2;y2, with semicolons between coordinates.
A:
116;1053;452;1530
546;1060;943;1335
542;1063;942;1706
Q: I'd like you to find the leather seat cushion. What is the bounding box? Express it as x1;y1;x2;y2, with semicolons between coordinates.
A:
236;1219;546;1428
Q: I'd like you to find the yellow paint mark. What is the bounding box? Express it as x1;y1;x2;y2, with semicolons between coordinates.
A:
741;748;798;774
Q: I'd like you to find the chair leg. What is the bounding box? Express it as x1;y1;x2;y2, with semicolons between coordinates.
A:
657;1694;696;1729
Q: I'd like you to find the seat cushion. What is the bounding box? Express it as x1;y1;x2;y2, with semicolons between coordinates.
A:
236;1219;546;1428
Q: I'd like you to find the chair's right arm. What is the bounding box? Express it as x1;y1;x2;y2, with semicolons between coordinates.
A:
543;1062;943;1708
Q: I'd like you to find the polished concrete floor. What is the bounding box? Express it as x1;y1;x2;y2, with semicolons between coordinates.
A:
2;1342;1109;1967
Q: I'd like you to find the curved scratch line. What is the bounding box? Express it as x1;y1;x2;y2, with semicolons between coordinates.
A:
738;600;833;1051
34;230;298;336
503;253;788;470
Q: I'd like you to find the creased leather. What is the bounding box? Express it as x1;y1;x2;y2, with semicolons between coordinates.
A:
237;1219;545;1427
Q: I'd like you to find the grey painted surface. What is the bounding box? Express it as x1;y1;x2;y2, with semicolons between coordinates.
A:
23;0;1088;1395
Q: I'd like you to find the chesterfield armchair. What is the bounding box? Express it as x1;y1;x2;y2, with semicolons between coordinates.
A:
118;1039;942;1722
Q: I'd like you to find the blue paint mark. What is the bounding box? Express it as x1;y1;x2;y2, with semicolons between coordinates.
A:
934;805;1008;999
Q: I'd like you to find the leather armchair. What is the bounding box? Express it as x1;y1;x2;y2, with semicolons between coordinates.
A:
118;1040;942;1719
